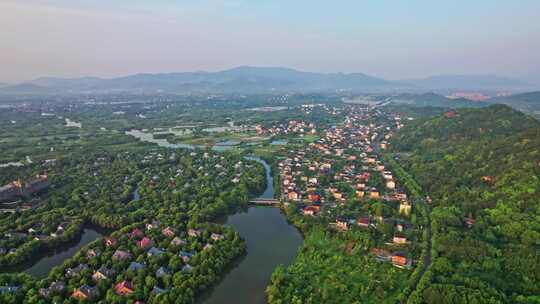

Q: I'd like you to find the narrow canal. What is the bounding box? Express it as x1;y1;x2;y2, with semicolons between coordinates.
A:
2;185;138;278
202;157;303;304
3;226;106;279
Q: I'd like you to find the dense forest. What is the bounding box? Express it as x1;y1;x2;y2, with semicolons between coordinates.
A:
489;91;540;119
389;105;540;303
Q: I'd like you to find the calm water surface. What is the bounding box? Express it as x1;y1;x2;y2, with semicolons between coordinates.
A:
3;227;104;279
126;129;234;151
202;156;302;304
2;189;137;278
202;207;302;304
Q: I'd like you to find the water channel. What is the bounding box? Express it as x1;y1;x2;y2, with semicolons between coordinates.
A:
202;206;302;304
2;186;141;278
2;226;107;279
201;156;302;304
125;129;244;152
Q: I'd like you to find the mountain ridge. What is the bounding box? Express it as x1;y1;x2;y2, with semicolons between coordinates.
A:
4;66;399;94
1;67;532;95
404;74;528;90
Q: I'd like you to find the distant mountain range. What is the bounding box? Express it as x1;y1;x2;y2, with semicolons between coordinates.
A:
404;74;528;90
0;67;403;94
0;83;57;94
385;91;540;119
0;66;533;95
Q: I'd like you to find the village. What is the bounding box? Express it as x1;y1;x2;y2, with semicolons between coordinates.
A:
255;105;417;270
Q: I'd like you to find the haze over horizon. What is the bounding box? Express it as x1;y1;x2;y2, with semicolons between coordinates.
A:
1;0;540;84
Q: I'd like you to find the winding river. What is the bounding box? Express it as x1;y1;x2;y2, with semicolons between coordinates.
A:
202;157;302;304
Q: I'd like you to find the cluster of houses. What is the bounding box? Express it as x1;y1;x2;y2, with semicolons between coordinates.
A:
276;106;415;269
278;113;406;207
38;221;226;301
255;120;317;137
140;150;249;190
0;174;50;203
0;218;79;257
0;146;257;275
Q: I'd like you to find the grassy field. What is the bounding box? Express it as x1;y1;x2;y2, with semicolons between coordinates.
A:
170;131;269;146
300;134;319;143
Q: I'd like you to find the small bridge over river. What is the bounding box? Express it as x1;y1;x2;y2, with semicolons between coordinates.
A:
249;198;281;206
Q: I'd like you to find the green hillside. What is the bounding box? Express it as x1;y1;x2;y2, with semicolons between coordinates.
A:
389;105;540;303
393;104;538;150
490;91;540;119
389;93;487;109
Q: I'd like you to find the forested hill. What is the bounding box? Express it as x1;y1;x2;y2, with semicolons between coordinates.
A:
489;91;540;119
388;93;487;109
392;104;539;151
389;105;540;303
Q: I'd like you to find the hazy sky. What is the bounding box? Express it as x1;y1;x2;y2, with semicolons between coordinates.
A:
1;0;540;83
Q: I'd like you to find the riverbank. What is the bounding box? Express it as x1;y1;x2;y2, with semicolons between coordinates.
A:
201;206;302;304
1;223;111;279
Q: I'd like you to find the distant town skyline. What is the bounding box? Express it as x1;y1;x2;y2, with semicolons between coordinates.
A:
1;0;539;83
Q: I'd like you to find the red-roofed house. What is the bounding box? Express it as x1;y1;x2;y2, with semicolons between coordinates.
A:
104;237;117;247
308;193;321;202
130;228;144;239
357;217;370;228
302;205;320;216
162;227;175;237
137;237;153;249
392;253;408;268
114;281;134;296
